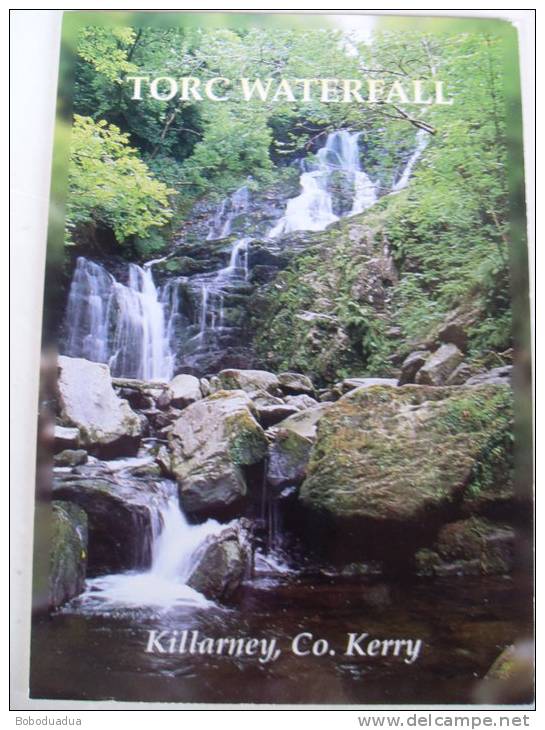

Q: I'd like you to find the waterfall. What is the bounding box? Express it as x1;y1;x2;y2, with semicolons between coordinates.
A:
391;129;428;192
74;481;225;611
63;257;176;381
268;130;377;238
207;185;250;240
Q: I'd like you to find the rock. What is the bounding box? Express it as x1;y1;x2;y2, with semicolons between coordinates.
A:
336;378;397;400
271;403;333;441
158;373;202;410
57;356;143;458
187;524;251;603
415;344;464;386
54;426;80;453
437;322;468;352
446;362;475;385
300;384;513;527
338;378;398;397
54;449;88;468
52;476;158;574
278;372;315;396
266;403;332;489
474;642;534;704
398;351;429;385
432;517;515;575
49;501;88;609
252;390;299;428
217;369;280;396
200;378;211;397
166;390;268;518
465;366;512;386
284;394;319;411
267;428;313;488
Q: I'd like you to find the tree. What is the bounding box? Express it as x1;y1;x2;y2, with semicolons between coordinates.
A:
66;115;175;244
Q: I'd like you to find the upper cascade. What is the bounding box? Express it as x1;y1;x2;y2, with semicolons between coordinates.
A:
62;129;427;380
268;130;378;238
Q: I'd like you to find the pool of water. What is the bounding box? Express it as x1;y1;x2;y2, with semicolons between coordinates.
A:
30;573;532;705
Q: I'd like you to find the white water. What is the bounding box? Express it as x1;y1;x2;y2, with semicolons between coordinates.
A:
392;129;428;192
207;185;250;240
76;482;226;612
269;130;377;238
64;257;176;381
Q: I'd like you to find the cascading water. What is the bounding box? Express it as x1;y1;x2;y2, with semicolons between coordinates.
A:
63;257;176;381
392;129;428;192
268;130;377;238
207;185;250;241
73;479;226;612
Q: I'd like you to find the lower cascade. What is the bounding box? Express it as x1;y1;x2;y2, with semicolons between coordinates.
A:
74;479;225;612
64;257;176;381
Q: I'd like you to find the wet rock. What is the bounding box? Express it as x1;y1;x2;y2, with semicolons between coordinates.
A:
415;344;464;386
437;517;515;571
300;384;513;527
158;373;202;410
54;449;88;468
166;390;268;519
217;368;280;396
398;351;429;385
54;425;80;452
266;403;332;489
52;476;157;575
57;356;143;458
465;366;512;386
278;372;315;396
267;428;313;488
187;524;251;603
49;501;88;609
474;642;534;704
284;394;319;411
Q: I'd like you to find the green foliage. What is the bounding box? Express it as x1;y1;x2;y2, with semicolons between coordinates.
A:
66;115;175;244
437;387;513;498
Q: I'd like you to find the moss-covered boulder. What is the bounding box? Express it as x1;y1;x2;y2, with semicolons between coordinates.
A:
300;384;513;527
52;476;157;575
49;501;88;609
57;356;143;458
414;517;515;576
164;390;268;519
217;368;280;396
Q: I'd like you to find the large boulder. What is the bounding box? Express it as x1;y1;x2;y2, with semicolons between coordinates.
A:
157;373;202;410
217;369;280;396
300;384;513;527
465;366;512;386
165;390;268;519
187;523;251;603
337;377;398;396
398;351;429;385
52;475;158;575
49;501;88;609
267;404;332;489
415;344;464;386
278;372;315;396
57;356;143;458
